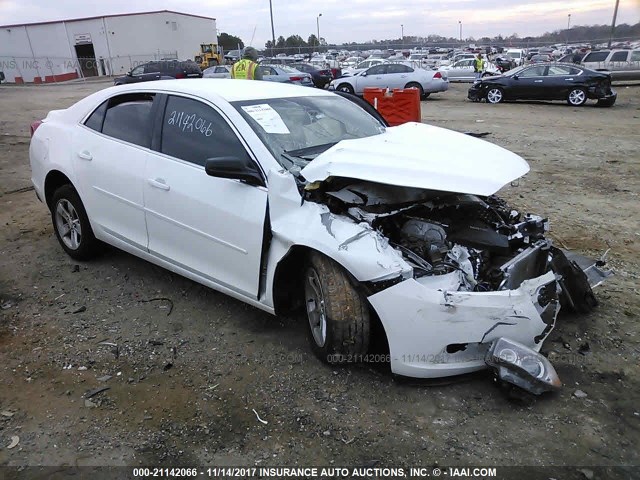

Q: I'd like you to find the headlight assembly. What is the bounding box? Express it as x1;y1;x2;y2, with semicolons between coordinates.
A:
485;337;561;395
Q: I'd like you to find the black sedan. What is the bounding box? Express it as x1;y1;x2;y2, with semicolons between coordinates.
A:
468;63;616;107
290;63;334;89
114;60;202;85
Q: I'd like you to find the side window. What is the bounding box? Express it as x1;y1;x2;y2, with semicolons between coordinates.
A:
610;51;629;62
215;67;227;73
161;95;249;167
84;100;108;132
143;63;159;74
519;66;546;77
387;64;412;73
130;65;144;75
583;51;609;62
101;93;155;147
367;64;387;75
630;51;640;62
547;65;571;75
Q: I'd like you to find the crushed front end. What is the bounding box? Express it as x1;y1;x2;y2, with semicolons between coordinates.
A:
305;180;611;390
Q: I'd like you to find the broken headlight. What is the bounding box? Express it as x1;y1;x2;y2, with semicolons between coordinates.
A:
485;337;561;395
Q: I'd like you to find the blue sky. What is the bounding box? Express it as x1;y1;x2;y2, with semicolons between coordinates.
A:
1;0;638;46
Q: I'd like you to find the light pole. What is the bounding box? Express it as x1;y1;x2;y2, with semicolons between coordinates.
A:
317;13;322;51
401;24;404;47
608;0;620;48
458;20;462;43
269;0;276;56
567;14;571;44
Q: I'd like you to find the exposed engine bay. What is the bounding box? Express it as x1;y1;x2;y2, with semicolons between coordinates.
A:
304;179;606;313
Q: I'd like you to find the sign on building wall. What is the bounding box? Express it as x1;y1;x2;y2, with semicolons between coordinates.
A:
74;33;92;45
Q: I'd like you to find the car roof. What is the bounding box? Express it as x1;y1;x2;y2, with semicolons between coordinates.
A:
105;79;333;103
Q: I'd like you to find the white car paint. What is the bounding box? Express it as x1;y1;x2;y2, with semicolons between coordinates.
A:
331;64;449;96
341;58;388;76
438;58;499;82
29;79;602;380
300;122;528;195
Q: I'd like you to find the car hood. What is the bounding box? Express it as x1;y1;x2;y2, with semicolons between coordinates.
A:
299;122;529;196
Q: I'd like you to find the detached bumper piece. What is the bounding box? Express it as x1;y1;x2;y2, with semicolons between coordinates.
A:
485;337;561;395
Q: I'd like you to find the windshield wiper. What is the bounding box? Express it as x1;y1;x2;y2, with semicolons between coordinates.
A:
283;142;338;160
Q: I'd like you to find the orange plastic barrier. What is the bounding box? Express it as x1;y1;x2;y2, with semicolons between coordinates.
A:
363;87;421;126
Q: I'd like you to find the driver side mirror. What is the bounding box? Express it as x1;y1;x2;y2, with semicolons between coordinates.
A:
361;71;367;76
205;156;264;187
127;71;133;76
512;74;519;80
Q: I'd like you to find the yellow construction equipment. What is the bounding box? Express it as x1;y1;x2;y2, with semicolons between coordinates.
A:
195;43;223;68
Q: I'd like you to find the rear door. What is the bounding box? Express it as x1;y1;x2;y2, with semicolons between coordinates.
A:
385;64;414;89
72;92;157;249
545;64;583;99
144;94;267;297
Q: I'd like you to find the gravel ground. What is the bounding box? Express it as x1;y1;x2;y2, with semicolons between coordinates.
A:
0;80;638;474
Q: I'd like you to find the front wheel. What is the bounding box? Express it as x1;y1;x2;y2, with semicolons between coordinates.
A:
304;252;370;363
486;87;504;104
51;185;100;260
567;88;587;106
336;83;354;94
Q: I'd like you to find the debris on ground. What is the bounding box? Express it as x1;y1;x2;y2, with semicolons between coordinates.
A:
573;390;588;399
7;436;20;449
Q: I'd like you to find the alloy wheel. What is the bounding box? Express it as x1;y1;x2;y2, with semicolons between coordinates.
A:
55;199;82;250
305;267;327;348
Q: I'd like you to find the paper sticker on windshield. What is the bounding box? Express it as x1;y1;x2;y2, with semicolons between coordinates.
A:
241;104;290;134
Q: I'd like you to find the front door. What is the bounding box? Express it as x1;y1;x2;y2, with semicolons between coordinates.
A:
144;94;267;298
510;65;548;99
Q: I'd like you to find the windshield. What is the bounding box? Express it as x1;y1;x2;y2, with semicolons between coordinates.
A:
232;96;385;167
504;65;526;76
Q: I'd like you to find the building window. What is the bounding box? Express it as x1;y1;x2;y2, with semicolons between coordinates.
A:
171;22;177;31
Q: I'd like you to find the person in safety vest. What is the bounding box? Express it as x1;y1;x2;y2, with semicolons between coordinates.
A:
474;53;485;80
231;47;263;80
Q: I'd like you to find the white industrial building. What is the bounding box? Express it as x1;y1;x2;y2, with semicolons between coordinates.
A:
0;10;217;83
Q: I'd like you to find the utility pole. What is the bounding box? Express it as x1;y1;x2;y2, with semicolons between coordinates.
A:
458;21;462;43
401;24;404;48
269;0;276;56
566;14;571;45
608;0;620;48
317;13;322;51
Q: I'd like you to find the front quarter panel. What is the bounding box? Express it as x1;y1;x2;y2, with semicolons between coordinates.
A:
263;169;411;307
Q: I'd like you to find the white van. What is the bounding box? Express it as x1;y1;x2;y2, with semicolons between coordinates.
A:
505;49;525;66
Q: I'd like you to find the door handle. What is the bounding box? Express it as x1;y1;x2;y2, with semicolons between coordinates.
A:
77;150;92;161
534;80;543;82
148;178;170;191
565;78;574;80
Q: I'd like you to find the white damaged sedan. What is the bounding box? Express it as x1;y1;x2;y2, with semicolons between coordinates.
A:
30;80;609;395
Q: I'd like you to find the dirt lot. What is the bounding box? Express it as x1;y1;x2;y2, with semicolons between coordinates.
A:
0;80;639;474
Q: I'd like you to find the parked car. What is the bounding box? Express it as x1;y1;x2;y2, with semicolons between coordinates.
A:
203;65;231;79
468;63;617;107
341;56;365;68
330;63;448;98
29;79;609;392
581;49;640;81
258;65;313;86
114;60;202;85
529;54;553;64
290;63;333;88
437;58;499;82
341;58;388;76
505;49;526;66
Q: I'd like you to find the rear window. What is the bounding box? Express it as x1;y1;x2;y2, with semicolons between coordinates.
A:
583;51;610;63
610;51;629;62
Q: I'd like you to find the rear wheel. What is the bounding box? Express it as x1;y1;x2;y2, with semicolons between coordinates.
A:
51;185;100;260
486;87;504;104
304;252;370;363
567;88;587;106
336;83;354;94
405;82;424;99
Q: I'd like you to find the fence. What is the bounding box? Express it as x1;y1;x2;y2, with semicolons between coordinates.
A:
0;52;178;84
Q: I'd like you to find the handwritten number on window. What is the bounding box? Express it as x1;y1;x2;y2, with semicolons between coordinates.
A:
167;110;213;137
